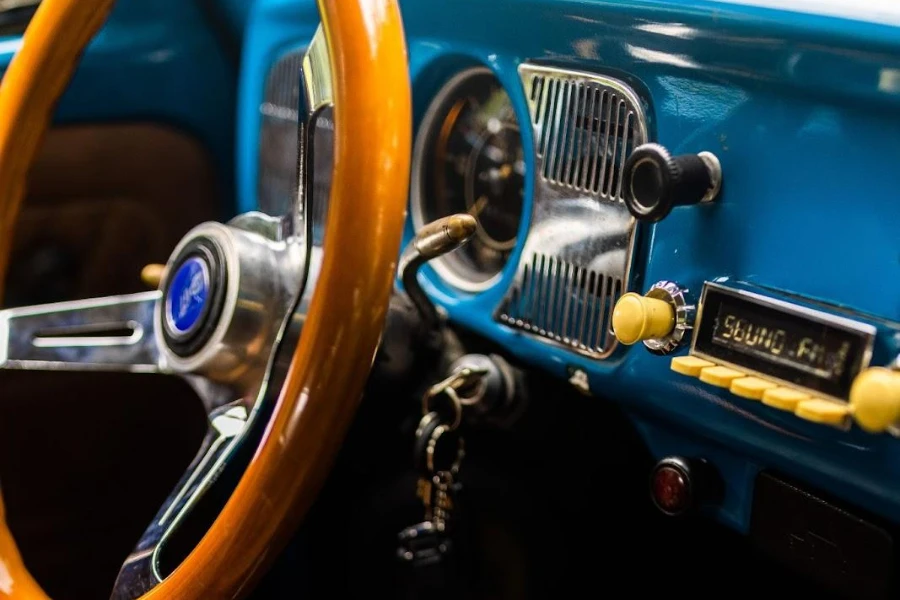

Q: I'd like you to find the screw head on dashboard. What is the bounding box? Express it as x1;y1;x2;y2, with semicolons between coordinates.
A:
567;367;591;395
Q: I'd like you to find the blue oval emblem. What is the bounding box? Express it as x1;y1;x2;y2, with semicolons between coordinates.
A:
165;256;210;335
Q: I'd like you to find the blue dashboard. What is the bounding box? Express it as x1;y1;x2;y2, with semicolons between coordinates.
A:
36;0;900;539
245;0;900;534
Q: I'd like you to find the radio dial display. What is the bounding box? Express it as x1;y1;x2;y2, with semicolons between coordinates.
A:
693;284;875;401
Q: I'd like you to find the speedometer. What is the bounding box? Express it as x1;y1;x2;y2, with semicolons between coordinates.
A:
411;68;525;292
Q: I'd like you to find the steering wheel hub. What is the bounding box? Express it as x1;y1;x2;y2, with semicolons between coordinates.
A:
155;221;301;388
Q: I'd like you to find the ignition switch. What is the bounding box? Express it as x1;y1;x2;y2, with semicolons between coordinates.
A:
447;353;521;425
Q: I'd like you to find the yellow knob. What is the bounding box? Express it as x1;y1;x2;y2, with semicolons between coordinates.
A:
612;292;675;345
849;367;900;433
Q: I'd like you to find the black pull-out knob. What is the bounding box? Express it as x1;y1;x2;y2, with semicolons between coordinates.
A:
623;143;722;223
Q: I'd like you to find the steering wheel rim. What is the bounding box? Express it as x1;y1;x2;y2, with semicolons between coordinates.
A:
0;0;411;597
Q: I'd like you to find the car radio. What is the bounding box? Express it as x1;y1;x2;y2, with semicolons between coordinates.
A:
691;283;875;403
612;280;900;435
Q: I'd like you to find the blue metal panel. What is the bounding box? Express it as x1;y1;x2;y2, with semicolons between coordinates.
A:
240;0;900;530
0;0;237;214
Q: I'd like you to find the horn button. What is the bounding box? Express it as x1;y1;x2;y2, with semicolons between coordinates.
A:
162;239;227;357
155;221;301;390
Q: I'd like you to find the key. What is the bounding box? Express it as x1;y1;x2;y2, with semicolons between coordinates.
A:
399;423;457;572
397;386;469;596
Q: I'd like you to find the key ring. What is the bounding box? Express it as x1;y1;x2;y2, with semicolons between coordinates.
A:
422;385;463;431
421;367;488;430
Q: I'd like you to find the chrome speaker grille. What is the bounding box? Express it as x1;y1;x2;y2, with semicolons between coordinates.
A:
532;69;642;198
258;48;305;218
496;64;648;358
499;254;622;352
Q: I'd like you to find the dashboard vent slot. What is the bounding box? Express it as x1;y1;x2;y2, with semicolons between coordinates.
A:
258;47;305;218
499;254;622;353
496;64;648;359
530;75;640;201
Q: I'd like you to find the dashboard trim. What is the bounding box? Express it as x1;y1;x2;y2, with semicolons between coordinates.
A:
496;63;649;360
245;0;900;542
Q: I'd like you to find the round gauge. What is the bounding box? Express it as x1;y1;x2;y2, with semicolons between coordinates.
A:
412;68;525;292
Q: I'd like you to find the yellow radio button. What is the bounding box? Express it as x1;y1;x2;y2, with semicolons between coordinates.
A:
762;387;809;411
699;365;745;388
849;367;900;433
795;399;850;426
612;292;675;345
670;356;715;377
730;377;776;400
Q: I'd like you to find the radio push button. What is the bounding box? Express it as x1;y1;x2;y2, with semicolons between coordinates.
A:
730;377;777;400
795;399;850;427
849;367;900;433
670;355;852;427
699;365;744;387
670;356;714;376
761;387;809;411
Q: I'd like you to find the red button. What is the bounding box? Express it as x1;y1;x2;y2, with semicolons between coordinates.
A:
651;462;692;516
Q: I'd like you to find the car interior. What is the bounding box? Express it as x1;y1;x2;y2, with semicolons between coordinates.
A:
0;0;898;598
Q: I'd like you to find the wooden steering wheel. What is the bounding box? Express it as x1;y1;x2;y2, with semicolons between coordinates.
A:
0;0;410;597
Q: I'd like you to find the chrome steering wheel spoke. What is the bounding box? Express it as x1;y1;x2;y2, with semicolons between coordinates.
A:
0;291;245;416
111;25;335;598
112;398;250;596
0;291;161;372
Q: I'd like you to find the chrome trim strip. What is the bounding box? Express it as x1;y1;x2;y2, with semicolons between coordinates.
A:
301;26;333;114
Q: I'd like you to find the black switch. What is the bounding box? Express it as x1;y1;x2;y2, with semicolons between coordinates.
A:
623;143;722;223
